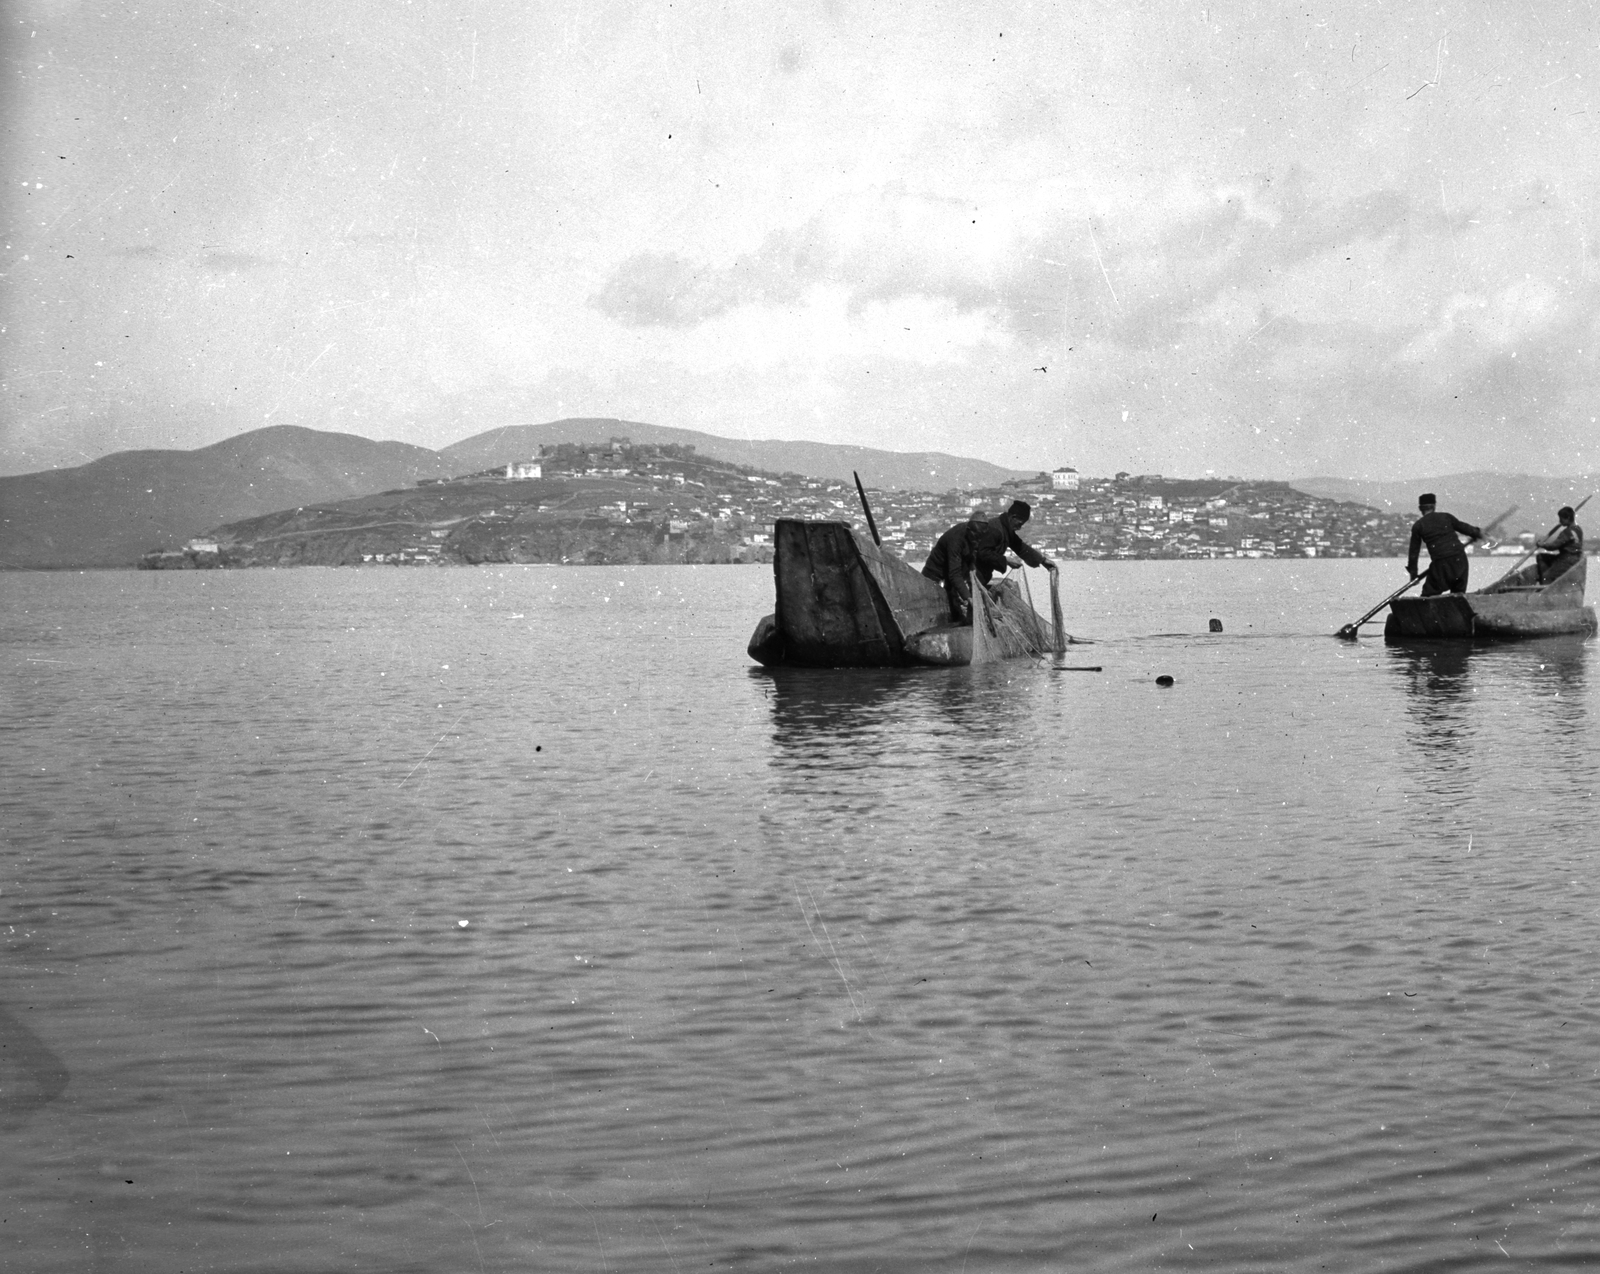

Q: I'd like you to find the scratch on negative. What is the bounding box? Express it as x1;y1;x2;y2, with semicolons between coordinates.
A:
1244;315;1278;344
399;711;469;787
455;1143;485;1222
1407;35;1447;99
797;888;863;1019
962;1219;984;1273
1085;220;1121;309
264;344;337;420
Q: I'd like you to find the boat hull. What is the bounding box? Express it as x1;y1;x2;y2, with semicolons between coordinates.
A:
1385;554;1597;640
747;519;1057;667
901;582;1059;665
748;519;950;667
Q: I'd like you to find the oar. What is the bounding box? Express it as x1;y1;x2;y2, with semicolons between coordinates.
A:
1335;575;1424;639
852;471;882;546
1477;504;1517;547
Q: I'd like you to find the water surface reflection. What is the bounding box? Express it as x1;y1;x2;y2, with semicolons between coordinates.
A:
1385;636;1592;814
756;662;1049;793
0;1003;70;1132
9;568;1600;1273
1386;637;1588;729
1508;636;1590;739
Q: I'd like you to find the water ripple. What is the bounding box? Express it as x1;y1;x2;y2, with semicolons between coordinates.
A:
3;564;1598;1271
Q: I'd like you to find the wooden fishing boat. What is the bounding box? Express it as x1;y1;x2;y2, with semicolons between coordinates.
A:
1385;554;1597;640
747;519;1058;667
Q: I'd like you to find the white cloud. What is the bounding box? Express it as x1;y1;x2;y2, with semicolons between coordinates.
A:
1398;279;1571;373
10;0;1600;479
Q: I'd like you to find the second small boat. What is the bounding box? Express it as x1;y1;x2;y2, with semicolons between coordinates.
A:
1385;555;1597;640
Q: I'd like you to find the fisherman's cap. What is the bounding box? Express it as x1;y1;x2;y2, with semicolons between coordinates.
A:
1559;505;1576;519
1007;499;1032;521
1418;493;1437;507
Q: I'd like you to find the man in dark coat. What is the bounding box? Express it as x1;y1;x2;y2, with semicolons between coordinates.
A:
970;500;1056;585
922;500;1056;621
921;515;984;621
1534;505;1584;583
1406;493;1482;596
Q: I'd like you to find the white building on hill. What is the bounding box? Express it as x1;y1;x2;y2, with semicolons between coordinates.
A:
1051;467;1080;490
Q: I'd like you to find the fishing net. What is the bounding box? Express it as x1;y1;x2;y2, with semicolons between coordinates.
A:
1019;566;1070;655
970;572;1056;663
1049;570;1067;654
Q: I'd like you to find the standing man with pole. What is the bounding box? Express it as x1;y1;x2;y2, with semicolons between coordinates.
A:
1406;493;1482;597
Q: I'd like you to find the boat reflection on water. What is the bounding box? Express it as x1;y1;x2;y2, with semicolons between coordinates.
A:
753;666;914;769
1502;636;1591;740
0;1002;70;1132
752;662;1045;797
1387;636;1587;719
1386;636;1591;803
1387;639;1475;712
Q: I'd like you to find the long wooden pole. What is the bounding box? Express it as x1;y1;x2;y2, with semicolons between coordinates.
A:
852;471;881;546
1479;504;1518;542
1335;575;1424;638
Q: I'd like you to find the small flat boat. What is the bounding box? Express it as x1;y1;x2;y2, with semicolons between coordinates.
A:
1385;554;1597;640
747;519;1059;667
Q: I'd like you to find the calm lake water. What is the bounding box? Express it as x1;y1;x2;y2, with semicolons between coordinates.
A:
3;559;1598;1272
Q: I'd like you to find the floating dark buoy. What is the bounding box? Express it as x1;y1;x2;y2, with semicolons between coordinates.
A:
1208;618;1223;632
1155;675;1175;687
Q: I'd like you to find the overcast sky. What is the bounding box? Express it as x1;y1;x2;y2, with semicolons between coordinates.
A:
4;0;1598;479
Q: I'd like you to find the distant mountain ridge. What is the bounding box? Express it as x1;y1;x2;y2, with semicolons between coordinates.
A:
3;416;1593;568
1289;473;1599;540
0;426;458;569
0;418;1030;568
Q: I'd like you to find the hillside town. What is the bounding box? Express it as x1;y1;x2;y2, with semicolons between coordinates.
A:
432;438;1426;562
423;437;1436;560
142;435;1550;570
